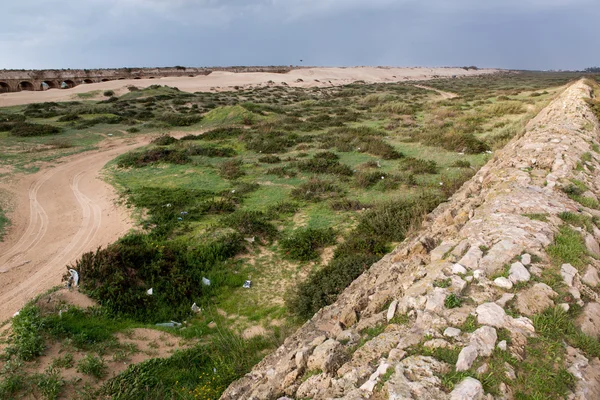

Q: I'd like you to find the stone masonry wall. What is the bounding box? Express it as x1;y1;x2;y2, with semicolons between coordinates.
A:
222;80;600;399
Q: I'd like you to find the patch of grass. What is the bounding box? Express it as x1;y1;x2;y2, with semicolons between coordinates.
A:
547;225;587;267
280;227;337;261
77;355;108;379
444;294;463;309
523;213;548;222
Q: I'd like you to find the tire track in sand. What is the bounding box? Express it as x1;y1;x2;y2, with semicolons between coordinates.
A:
0;138;151;321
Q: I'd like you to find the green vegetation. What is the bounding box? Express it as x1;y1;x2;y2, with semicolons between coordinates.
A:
547;225;588;268
0;72;579;398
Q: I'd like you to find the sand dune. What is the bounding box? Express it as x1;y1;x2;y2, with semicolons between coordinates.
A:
0;67;498;108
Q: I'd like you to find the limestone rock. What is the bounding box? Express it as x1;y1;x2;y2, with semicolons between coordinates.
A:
494;277;513;290
340;307;358;328
497;340;507;351
470;326;497;357
515;283;557;316
561;263;578;287
452;263;467;275
456;345;478;371
496;293;515;308
504;362;516;380
425;287;448;314
387;299;398;322
296;374;331;398
307;339;344;374
458;246;483;270
450;377;484;400
431;241;455;262
576;302;600;337
337;330;360;346
582;266;600;287
476;303;507;328
387;356;449;399
521;253;531;266
585;234;600;257
566;346;600;400
444;327;462;338
509;262;530;284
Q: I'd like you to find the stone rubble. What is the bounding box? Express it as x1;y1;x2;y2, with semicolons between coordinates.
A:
222;80;600;400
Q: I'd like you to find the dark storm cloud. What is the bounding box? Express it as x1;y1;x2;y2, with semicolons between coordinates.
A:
0;0;597;70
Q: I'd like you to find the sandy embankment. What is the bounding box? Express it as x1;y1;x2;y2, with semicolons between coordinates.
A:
0;66;498;107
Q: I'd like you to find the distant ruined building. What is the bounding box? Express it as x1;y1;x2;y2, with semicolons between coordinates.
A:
0;66;294;93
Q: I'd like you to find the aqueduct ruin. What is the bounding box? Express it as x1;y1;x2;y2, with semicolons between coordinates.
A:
0;66;293;93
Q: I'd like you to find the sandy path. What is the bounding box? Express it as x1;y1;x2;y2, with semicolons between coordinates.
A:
0;67;496;108
0;137;156;322
413;84;458;99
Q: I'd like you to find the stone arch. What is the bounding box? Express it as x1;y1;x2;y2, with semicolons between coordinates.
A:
101;79;110;82
118;78;125;80
19;81;35;91
188;75;195;77
0;82;9;93
61;80;76;89
149;77;156;79
83;79;94;84
134;77;141;80
41;81;58;90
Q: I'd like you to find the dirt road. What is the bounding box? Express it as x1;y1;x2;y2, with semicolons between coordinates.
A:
0;137;152;322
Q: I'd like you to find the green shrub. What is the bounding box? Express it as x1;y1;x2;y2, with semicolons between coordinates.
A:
219;159;245;179
157;113;203;127
280;228;337;261
401;157;438;174
103;90;115;97
330;199;371;211
452;160;471;168
258;155;281;164
10;122;61;137
288;255;379;319
117;148;191;168
296;157;353;176
266;166;297;178
151;135;178;146
57;114;81;122
291;178;344;202
222;211;277;241
187;145;236;157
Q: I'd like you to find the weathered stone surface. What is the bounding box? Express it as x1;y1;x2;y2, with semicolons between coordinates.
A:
521;253;531;266
582;266;600;287
585;234;600;257
576;302;600;337
444;327;462;338
307;339;344;374
450;377;484;400
561;263;578;287
509;262;531;284
496;293;515;308
494;277;513;290
458;246;483;270
431;241;455;262
470;326;497;357
566;346;600;400
476;303;506;328
515;283;557;316
425;287;448;314
296;374;331;398
452;263;467;275
497;340;507;351
387;299;399;322
386;356;449;400
340;307;358;328
456;345;478;371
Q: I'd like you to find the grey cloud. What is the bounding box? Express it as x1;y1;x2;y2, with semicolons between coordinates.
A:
0;0;597;70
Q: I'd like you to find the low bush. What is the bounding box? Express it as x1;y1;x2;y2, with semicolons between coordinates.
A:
222;211;277;241
10;122;61;137
5;305;45;361
296;157;353;176
258;155;281;164
401;157;438;174
103;90;115;97
266;166;297;178
291;178;344;202
187;145;236;157
451;160;471;168
151;135;178;146
77;355;108;379
330;199;371;211
280;228;337;261
57;114;81;122
117;148;191;168
157;113;203;127
219;159;245;179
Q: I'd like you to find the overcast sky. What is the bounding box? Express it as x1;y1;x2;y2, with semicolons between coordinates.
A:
1;0;597;70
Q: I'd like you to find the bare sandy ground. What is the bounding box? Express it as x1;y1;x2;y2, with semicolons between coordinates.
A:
0;136;159;322
0;66;498;107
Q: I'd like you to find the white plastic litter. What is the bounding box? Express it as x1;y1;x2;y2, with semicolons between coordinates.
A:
202;277;211;286
68;269;79;287
243;280;252;289
191;303;201;313
147;288;153;295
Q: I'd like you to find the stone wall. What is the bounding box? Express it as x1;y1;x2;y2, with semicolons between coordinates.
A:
222;80;600;399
